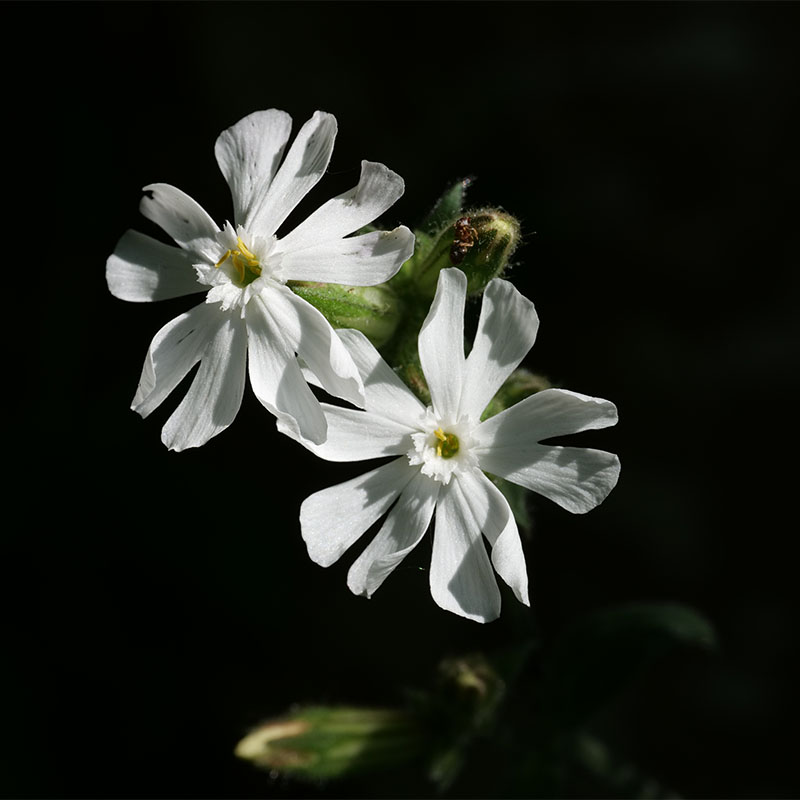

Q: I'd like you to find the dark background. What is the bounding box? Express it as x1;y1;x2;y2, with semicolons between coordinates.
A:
7;1;798;797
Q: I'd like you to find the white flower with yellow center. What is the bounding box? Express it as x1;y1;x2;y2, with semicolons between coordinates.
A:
106;109;415;450
286;268;620;623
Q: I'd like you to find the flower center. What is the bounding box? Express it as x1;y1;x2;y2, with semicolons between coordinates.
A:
434;427;460;459
407;413;476;485
216;236;262;286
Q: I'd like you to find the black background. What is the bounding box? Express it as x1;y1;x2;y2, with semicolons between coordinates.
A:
8;1;799;797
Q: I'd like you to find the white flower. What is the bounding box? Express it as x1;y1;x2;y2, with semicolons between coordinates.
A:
286;268;620;623
106;109;415;451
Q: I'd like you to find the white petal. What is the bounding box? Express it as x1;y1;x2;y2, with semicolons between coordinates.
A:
461;278;539;421
279;405;414;462
276;160;406;251
245;293;327;445
496;444;619;514
246;110;337;236
278;289;364;408
429;477;501;623
347;470;439;598
474;388;619;513
139;183;220;260
476;388;618;445
132;301;223;418
456;470;529;606
336;329;427;425
106;230;205;302
276;227;414;285
214;109;293;227
300;457;417;567
419;268;467;421
161;313;247;451
477;442;620;515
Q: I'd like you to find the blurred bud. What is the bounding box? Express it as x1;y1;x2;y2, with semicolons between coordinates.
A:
480;368;552;421
235;706;423;781
289;281;403;348
425;654;507;789
437;654;506;724
411;208;521;299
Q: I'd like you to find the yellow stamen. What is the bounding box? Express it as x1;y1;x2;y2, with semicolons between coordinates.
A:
235;237;257;261
434;427;446;458
215;237;262;285
215;249;232;267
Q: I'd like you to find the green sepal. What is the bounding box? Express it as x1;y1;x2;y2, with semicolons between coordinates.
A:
402;207;521;301
377;301;431;404
420;176;474;236
452;208;521;296
235;706;424;781
289;280;403;348
389;177;472;294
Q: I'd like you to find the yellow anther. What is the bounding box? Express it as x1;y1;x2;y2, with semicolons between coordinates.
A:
236;237;257;261
215;249;232;268
215;238;262;285
434;427;446;457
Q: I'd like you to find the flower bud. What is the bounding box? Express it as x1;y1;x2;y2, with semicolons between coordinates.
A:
410;208;521;299
289;281;403;348
234;706;424;781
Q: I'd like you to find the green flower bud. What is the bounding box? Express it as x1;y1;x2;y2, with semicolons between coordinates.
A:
289;281;403;348
407;208;521;299
234;706;424;781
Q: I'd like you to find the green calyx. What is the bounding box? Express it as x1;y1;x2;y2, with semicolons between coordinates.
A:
393;177;521;301
234;706;424;781
288;281;403;348
287;181;524;416
380;180;522;403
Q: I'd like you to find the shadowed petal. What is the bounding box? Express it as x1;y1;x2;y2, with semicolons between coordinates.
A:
277;227;414;285
478;441;620;514
277;289;364;409
246;111;337;236
300;458;417;567
429;477;501;623
336;329;427;425
246;293;327;446
106;230;204;302
277;160;406;251
457;470;529;606
475;388;619;513
139;183;220;261
461;278;539;421
475;388;618;446
132;301;223;418
280;405;414;462
161;313;247;451
214;109;293;227
347;470;439;598
419;268;467;421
